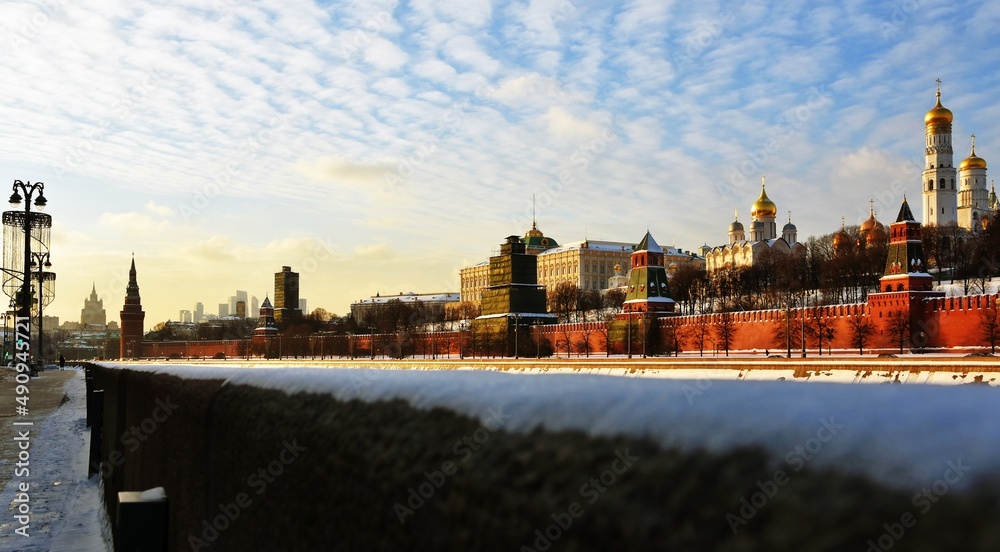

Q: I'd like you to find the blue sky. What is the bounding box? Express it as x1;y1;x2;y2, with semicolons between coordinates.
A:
2;0;1000;328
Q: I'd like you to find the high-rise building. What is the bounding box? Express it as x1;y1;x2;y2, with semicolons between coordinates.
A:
194;302;204;324
251;296;259;317
179;310;192;323
236;301;246;318
219;303;229;318
119;257;145;359
236;290;248;318
274;266;301;322
299;298;307;314
80;283;106;327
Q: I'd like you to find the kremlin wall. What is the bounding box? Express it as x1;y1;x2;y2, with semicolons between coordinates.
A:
116;86;1000;361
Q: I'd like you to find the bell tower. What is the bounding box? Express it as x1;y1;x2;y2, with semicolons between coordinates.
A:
921;80;957;226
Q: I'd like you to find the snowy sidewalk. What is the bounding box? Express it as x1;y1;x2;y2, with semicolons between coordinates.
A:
0;368;112;551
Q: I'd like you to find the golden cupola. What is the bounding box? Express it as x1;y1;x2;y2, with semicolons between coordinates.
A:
750;177;777;219
924;86;953;126
960;135;987;170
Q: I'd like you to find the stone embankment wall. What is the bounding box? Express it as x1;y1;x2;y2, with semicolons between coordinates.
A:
88;363;1000;551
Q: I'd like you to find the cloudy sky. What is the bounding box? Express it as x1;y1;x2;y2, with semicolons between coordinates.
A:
2;0;1000;328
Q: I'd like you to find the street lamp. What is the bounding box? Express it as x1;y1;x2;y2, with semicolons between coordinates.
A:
30;252;52;368
9;180;46;375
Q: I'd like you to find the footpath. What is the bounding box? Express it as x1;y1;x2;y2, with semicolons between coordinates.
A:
0;367;111;551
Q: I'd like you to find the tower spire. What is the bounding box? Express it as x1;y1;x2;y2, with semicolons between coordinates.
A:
532;194;537;230
971;133;977;155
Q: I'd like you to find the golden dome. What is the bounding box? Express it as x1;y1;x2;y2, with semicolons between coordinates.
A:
751;180;777;219
960;137;987;170
833;230;851;250
865;225;888;246
924;90;953;126
524;221;543;239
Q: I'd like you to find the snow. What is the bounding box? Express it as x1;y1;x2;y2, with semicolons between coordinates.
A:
0;368;113;551
100;362;1000;490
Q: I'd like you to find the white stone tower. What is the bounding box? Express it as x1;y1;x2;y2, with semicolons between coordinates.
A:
957;134;989;232
922;80;957;226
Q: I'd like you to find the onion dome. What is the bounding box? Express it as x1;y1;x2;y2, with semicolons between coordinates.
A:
960;135;987;170
782;221;797;234
924;86;953;126
990;182;998;211
751;177;777;219
729;219;744;233
832;217;851;251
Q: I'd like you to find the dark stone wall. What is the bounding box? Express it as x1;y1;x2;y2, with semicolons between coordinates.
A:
89;364;1000;551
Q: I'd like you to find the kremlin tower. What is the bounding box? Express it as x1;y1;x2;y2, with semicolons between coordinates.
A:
119;256;145;359
621;231;675;316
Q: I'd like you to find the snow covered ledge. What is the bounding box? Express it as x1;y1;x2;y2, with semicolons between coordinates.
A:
90;362;1000;550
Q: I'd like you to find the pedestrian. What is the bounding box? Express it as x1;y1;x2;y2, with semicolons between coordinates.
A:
59;354;65;369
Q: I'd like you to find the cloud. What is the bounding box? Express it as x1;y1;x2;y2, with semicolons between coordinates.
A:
144;201;173;216
97;211;168;232
542;106;602;140
294;156;396;187
354;243;394;260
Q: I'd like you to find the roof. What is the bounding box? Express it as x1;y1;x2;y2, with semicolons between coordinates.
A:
636;231;663;253
896;199;915;222
353;292;460;306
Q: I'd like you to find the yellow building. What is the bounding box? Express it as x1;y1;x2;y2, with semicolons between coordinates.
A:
460;222;705;307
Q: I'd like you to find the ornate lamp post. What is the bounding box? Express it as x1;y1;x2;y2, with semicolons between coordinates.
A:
30;252;52;367
9;180;46;374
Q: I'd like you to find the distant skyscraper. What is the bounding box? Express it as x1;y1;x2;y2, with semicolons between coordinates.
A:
299;298;307;314
179;310;192;323
251;296;259;317
80;282;107;327
194;302;204;324
274;266;301;322
219;303;229;318
236;301;246;318
236;290;248;317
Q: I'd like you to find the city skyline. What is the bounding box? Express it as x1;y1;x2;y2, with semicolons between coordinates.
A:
2;1;999;328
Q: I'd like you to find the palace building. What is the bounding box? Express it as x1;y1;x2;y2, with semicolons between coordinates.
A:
459;219;704;307
704;177;805;273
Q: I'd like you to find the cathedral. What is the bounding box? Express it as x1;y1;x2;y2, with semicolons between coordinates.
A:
704;177;806;273
922;82;998;232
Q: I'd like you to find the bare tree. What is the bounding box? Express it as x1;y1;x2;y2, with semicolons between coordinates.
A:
690;316;711;357
549;282;580;322
810;306;837;356
848;311;876;355
661;317;684;357
884;310;910;355
980;299;1000;354
715;311;737;357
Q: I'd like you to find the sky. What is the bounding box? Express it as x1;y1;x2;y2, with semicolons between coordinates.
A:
2;0;1000;329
